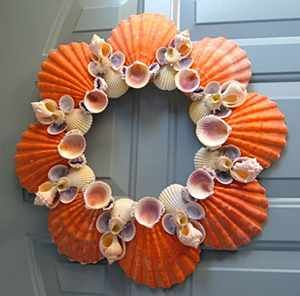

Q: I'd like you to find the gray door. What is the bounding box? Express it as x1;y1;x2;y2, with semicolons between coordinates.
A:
1;0;299;295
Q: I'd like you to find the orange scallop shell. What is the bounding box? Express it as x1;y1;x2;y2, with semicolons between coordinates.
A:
37;42;94;105
191;37;252;87
118;222;200;288
225;93;288;168
15;123;67;193
199;180;268;250
108;13;177;65
48;193;103;264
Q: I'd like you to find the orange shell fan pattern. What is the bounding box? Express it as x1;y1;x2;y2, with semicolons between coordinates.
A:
37;42;94;106
48;193;103;264
108;13;177;65
199;181;268;250
15;124;67;193
119;222;200;288
191;37;252;87
225;93;288;168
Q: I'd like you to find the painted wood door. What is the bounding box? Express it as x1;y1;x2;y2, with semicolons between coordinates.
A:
1;0;299;295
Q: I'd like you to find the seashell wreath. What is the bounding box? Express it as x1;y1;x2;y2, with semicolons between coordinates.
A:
15;13;288;288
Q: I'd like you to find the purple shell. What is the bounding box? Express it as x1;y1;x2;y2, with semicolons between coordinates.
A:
220;145;241;161
161;213;177;235
185;201;205;220
215;170;233;185
119;221;136;242
214;105;232;119
48;164;69;182
47;121;67;135
96;211;111;233
59;186;78;204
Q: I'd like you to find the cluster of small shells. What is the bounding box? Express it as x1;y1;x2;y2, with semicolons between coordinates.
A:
30;31;265;264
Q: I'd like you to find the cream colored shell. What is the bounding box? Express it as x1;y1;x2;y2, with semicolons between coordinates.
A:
65;109;93;134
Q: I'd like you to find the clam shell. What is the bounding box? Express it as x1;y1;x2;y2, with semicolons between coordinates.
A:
108;13;176;65
186;169;214;200
57;130;86;159
134;197;165;228
99;232;126;264
38;42;94;105
161;213;177;235
118;222;200;288
225;93;288;168
125;61;151;88
196;115;232;148
175;68;200;93
152;65;176;91
15;124;67;193
103;68;129;98
48;193;103;264
96;211;111;233
63;164;95;189
59;95;75;113
184;201;205;220
48;164;69;182
199;180;268;250
191;37;252;87
110;51;125;70
83;89;108;113
194;147;220;170
83;181;112;210
158;184;187;213
65;108;93;134
59;186;78;204
119;221;136;242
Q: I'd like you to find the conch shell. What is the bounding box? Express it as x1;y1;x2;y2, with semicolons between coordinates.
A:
231;157;263;183
110;198;135;231
99;232;126;264
31;99;59;125
177;222;205;248
34;181;58;208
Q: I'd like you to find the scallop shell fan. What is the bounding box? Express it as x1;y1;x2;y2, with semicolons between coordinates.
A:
15;124;67;193
38;42;94;105
108;13;177;65
225;93;288;168
191;37;252;87
119;222;200;288
48;193;103;264
199;180;268;250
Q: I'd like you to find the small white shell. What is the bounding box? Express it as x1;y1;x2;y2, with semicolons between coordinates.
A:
111;198;135;228
35;181;58;208
57;129;86;159
165;47;181;64
152;65;176;91
89;34;105;56
84;89;108;114
221;80;247;108
176;222;204;248
175;68;200;93
186;169;214;200
31;99;58;124
99;232;126;264
231;157;263;183
189;99;211;124
103;68;129;98
194;147;220;170
196;115;232;148
62;164;95;189
83;181;112;210
65;109;93;134
159;184;187;213
134;197;165;228
125;61;151;89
